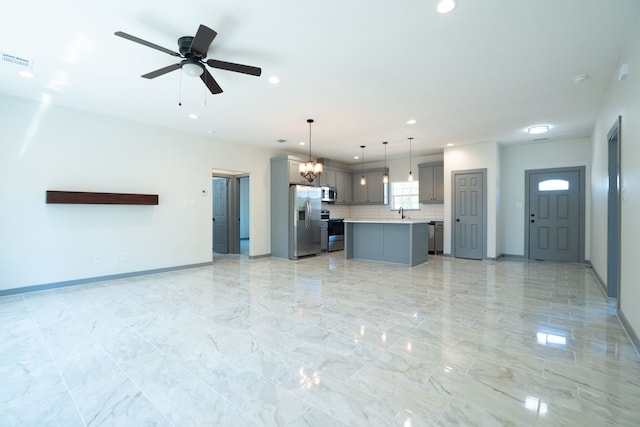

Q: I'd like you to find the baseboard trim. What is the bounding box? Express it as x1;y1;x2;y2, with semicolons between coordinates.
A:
249;253;271;259
588;261;609;298
497;253;527;261
0;262;213;296
618;309;640;358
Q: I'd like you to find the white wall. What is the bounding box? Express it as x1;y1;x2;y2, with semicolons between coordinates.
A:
590;21;640;337
499;138;591;258
444;142;499;258
0;94;277;291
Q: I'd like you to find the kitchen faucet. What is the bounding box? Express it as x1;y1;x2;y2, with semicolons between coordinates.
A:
398;207;405;219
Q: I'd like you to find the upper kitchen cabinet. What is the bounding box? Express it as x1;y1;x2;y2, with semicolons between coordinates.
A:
319;167;337;188
418;162;444;203
288;158;320;187
351;169;389;204
271;155;320;187
335;170;352;204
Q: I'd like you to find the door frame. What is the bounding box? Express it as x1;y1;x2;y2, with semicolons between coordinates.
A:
524;166;586;262
607;116;622;301
451;168;487;260
212;176;230;254
212;172;247;255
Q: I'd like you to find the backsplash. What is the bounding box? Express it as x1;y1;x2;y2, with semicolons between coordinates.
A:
322;203;444;221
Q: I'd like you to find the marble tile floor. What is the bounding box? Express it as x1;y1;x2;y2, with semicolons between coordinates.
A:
1;253;639;426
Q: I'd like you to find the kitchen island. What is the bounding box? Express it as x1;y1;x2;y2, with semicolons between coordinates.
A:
344;219;429;267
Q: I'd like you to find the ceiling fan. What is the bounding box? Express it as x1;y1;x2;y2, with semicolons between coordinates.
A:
114;24;262;94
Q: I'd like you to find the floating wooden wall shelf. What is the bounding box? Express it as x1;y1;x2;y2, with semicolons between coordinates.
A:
46;191;158;205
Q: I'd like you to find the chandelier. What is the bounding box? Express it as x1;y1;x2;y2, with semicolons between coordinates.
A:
299;118;323;183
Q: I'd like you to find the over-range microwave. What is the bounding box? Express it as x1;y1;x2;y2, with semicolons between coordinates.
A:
321;186;337;203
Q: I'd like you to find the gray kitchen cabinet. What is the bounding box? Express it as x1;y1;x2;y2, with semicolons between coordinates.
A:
288;158;319;186
351;169;388;204
319;167;337;188
418;162;444;203
335;170;352;204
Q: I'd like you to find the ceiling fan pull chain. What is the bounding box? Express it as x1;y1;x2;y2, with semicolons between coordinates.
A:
204;73;207;106
178;70;182;106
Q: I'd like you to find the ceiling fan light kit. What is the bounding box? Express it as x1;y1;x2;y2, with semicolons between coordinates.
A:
181;60;204;77
114;24;262;95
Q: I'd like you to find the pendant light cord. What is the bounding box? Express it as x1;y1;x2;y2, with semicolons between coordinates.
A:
307;119;314;161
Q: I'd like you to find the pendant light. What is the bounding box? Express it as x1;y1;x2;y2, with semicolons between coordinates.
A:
299;118;323;183
360;145;366;185
407;137;414;182
382;141;389;184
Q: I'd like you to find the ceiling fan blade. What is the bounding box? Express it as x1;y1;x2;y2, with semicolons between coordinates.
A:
190;25;217;58
114;31;181;57
141;63;181;79
200;69;223;94
206;59;262;76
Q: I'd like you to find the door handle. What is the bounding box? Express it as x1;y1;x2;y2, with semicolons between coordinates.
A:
305;200;311;229
456;219;460;222
531;219;535;223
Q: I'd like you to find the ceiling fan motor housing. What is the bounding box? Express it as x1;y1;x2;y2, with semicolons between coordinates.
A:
178;36;200;58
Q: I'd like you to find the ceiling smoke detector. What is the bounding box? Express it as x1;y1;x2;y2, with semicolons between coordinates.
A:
573;74;588;84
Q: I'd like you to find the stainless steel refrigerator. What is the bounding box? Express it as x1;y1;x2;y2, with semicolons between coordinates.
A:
289;185;322;259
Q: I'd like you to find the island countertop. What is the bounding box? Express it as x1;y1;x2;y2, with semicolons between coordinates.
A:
343;218;430;224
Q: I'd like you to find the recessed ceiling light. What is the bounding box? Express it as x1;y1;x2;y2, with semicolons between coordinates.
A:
437;0;458;14
353;156;359;160
188;113;198;119
447;143;454;147
406;119;417;125
18;70;35;78
527;125;550;134
268;75;280;84
299;141;305;146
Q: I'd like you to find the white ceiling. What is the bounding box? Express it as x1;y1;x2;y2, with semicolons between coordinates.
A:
1;0;638;164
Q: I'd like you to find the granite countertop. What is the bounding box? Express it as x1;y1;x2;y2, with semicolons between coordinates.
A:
343;218;430;224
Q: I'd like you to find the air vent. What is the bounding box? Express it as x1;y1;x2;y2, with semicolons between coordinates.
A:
2;53;31;68
533;137;549;142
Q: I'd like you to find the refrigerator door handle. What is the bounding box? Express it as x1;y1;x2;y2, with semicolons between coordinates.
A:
305;200;311;229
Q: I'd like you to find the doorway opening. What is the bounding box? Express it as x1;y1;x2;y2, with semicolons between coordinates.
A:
607;116;621;300
212;169;250;256
524;166;585;262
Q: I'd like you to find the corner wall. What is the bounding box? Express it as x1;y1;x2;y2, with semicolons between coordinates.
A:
0;94;276;292
444;142;498;258
499;138;591;258
590;20;640;341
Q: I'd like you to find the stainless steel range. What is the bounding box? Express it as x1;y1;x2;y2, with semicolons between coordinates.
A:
320;210;344;252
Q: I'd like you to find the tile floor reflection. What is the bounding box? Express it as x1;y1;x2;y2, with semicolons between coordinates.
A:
1;254;639;426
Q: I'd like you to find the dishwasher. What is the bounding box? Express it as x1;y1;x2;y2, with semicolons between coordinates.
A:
428;221;444;254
